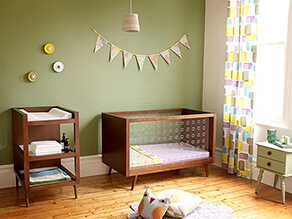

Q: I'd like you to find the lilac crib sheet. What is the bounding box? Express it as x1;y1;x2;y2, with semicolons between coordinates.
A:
136;142;209;164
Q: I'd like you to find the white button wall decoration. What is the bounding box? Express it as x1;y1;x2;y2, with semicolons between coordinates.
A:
53;61;64;73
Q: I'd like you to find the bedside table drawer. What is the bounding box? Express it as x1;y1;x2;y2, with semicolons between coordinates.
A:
257;156;285;174
258;145;285;162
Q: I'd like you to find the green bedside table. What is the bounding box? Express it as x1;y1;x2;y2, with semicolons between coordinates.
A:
255;141;292;204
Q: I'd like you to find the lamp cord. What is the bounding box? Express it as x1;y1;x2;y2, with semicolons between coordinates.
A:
130;0;132;13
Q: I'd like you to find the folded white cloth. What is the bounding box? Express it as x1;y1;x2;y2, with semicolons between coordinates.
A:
31;145;62;150
33;148;61;153
19;141;62;156
31;140;61;146
30;141;62;152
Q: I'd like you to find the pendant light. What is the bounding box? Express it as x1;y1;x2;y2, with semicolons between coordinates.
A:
122;0;140;32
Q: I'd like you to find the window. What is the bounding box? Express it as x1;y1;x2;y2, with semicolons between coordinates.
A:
254;0;292;127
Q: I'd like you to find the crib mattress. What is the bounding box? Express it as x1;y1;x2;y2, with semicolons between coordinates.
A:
130;142;209;168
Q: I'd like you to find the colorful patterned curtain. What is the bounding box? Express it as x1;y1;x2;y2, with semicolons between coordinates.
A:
222;0;258;179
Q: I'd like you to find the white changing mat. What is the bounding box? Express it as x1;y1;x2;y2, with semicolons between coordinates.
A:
137;142;209;164
20;108;72;121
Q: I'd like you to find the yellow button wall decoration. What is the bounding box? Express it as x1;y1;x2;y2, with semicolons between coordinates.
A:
27;71;39;82
44;43;55;54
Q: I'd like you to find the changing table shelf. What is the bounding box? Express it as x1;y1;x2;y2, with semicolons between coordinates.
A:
28;151;77;161
15;144;77;161
14;164;76;190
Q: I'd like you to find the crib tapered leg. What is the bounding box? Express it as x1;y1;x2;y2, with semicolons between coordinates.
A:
204;164;209;177
131;175;138;190
108;167;112;176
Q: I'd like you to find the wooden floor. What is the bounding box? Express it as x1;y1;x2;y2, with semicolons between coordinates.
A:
0;165;291;218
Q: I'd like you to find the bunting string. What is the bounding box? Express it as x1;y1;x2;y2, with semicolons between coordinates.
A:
92;29;191;70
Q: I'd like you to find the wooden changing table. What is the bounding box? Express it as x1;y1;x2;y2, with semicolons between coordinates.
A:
12;106;80;207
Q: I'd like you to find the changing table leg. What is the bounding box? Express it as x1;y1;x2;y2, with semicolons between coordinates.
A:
25;192;29;207
74;185;78;199
108;167;112;176
15;176;19;189
204;164;209;177
131;175;138;190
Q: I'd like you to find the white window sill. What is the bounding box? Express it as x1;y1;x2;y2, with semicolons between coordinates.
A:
254;121;289;130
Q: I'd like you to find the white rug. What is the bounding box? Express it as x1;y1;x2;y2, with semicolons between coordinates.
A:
127;201;235;219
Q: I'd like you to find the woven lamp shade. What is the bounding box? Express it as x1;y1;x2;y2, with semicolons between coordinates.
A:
122;13;140;32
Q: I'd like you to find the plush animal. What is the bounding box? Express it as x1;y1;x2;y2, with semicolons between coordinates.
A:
138;187;172;219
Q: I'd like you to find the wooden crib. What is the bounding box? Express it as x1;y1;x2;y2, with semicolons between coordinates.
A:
102;108;216;190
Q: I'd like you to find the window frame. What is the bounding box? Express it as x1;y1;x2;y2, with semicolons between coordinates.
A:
254;1;292;129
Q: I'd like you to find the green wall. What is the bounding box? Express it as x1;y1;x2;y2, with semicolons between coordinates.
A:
0;0;205;165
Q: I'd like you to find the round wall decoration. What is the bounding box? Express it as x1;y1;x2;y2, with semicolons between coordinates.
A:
27;71;39;82
53;61;64;72
44;43;55;54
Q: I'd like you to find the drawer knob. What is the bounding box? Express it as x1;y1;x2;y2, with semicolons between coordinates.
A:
267;162;271;167
267;151;272;156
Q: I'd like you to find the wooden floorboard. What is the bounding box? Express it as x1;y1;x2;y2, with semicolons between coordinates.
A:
0;165;291;218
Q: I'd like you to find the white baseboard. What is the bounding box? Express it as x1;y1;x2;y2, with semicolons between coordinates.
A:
213;147;292;194
2;152;292;194
0;155;111;189
0;164;15;189
0;151;224;189
214;147;222;167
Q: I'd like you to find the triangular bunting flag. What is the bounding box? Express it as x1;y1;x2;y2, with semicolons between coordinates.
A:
171;44;182;58
136;55;146;71
123;52;133;68
180;35;191;49
110;45;121;62
161;50;171;65
93;30;191;70
149;55;159;70
94;35;108;53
